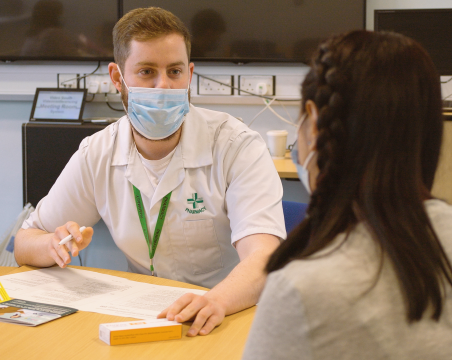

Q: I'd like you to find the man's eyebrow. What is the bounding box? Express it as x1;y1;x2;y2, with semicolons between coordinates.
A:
135;61;186;68
135;61;158;67
167;61;186;67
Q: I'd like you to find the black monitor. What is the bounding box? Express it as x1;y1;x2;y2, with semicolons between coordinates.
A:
0;0;118;62
374;9;452;76
123;0;366;63
0;0;365;64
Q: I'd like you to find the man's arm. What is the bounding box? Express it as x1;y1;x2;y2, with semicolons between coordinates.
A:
15;222;94;268
157;233;280;336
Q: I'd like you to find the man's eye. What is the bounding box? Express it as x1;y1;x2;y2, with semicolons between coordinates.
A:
170;69;181;75
140;69;152;75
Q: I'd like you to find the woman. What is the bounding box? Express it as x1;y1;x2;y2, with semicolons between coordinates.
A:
242;30;452;359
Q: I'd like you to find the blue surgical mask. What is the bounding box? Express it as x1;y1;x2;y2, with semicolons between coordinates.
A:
291;145;315;195
118;67;190;140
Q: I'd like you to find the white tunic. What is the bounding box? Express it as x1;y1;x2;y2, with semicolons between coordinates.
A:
23;105;286;288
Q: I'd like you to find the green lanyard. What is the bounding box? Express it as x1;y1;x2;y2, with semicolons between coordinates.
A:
133;185;172;276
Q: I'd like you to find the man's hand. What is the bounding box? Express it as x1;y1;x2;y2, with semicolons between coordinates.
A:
157;293;226;336
157;233;280;337
50;221;93;268
15;221;93;268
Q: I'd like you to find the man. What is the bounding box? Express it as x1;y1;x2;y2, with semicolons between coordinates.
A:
15;7;285;336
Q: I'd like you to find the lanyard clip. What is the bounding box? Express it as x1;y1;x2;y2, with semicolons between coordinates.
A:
150;259;154;276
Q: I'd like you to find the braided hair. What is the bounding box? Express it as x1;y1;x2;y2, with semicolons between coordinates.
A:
267;30;452;322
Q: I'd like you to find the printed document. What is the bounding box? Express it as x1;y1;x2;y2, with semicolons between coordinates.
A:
0;267;206;319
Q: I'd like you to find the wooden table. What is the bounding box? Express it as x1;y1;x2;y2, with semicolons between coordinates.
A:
272;150;298;179
0;266;256;360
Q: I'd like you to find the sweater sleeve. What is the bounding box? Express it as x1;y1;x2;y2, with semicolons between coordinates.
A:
241;269;313;360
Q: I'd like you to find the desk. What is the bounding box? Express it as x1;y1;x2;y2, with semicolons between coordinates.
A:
0;266;255;360
272;150;298;179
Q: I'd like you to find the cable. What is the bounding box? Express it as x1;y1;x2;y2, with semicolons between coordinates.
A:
441;76;452;84
78;254;83;266
85;93;96;103
248;98;298;128
279;101;294;122
248;98;277;127
266;103;298;127
105;94;125;111
193;72;301;102
60;61;101;86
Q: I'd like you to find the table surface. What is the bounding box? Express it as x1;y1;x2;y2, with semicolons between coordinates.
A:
0;266;256;360
272;150;298;178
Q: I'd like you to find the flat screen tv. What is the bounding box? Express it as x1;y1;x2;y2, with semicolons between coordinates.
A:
0;0;365;64
123;0;366;63
374;9;452;76
0;0;118;62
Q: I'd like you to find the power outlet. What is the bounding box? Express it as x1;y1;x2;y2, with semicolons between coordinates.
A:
58;73;80;89
198;75;233;95
84;74;117;94
239;75;275;96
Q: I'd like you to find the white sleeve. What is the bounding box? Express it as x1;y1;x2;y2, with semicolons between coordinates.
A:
224;130;286;243
21;146;101;233
241;270;313;360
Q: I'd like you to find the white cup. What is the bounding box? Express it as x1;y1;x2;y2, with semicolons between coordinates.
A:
266;130;288;159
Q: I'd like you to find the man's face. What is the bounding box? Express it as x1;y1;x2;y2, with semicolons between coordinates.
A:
115;33;194;104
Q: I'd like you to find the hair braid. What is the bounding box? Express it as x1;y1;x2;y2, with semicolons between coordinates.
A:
304;43;350;242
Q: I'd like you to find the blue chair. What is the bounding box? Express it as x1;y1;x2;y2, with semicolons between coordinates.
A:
282;201;308;234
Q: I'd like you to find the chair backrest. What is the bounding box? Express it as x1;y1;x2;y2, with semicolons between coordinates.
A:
282;201;308;234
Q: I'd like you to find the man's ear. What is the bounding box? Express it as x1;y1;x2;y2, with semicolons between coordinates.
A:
108;63;122;93
189;62;194;85
304;100;319;151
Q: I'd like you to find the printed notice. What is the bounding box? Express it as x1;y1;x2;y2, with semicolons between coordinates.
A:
33;91;84;120
0;267;206;319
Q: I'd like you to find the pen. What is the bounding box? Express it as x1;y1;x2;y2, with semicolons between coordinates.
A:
58;226;86;246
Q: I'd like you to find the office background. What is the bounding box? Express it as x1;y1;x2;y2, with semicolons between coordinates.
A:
1;0;451;270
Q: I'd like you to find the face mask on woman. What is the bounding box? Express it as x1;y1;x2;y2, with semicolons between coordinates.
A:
118;66;190;140
291;145;316;194
291;113;316;194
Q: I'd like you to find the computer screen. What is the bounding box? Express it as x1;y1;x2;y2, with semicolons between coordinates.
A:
375;9;452;75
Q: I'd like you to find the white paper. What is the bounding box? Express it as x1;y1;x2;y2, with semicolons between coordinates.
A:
0;268;206;319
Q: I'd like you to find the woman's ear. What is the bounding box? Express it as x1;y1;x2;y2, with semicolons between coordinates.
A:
304;100;319;151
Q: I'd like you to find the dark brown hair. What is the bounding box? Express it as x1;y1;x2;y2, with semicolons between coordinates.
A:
267;30;452;322
113;7;191;71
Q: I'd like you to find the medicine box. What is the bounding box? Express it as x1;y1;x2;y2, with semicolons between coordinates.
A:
99;318;182;345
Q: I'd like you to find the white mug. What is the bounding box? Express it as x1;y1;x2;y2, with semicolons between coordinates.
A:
266;130;288;159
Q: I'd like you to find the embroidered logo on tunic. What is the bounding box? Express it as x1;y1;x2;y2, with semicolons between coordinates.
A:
186;193;206;214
